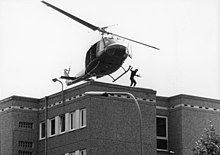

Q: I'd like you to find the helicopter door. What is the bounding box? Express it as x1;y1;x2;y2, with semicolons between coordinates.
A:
96;38;109;57
85;43;98;67
97;40;104;57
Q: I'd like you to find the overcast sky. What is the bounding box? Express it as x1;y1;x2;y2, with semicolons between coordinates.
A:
0;0;219;100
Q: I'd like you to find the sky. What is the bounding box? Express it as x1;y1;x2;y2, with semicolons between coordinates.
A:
0;0;219;100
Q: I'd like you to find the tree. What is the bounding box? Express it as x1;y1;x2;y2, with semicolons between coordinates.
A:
193;121;220;155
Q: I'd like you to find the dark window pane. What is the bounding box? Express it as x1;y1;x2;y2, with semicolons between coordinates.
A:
80;109;86;127
157;139;168;150
157;117;167;137
51;119;55;135
41;122;45;138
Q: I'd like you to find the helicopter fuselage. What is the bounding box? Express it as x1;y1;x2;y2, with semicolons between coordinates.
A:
84;37;131;78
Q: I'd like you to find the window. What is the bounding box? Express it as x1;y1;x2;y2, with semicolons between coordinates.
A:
49;118;55;136
70;111;76;130
19;122;33;129
67;149;86;155
18;150;33;155
39;108;87;139
86;43;97;67
59;114;65;133
156;116;168;151
80;149;86;155
18;141;33;148
80;109;86;128
40;122;45;139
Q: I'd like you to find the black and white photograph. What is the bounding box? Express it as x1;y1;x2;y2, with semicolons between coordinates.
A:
0;0;219;154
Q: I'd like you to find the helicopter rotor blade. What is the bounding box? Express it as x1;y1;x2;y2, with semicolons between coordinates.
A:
42;1;159;50
109;32;160;50
41;1;99;31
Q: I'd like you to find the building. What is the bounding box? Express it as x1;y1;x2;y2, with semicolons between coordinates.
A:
0;81;220;155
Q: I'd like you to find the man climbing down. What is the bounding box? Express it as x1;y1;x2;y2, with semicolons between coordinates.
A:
129;67;141;87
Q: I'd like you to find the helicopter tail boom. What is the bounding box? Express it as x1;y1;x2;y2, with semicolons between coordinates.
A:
60;76;77;80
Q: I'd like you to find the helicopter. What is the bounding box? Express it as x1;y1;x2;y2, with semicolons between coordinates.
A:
41;1;159;86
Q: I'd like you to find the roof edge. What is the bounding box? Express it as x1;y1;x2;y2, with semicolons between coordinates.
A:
0;95;40;104
168;94;220;103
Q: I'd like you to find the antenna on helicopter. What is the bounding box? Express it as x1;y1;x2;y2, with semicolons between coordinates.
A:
101;24;118;30
100;24;118;36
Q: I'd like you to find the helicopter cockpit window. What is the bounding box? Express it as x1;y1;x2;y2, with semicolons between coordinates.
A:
86;43;97;67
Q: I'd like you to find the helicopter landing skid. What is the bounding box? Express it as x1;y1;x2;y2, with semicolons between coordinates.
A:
109;65;131;82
